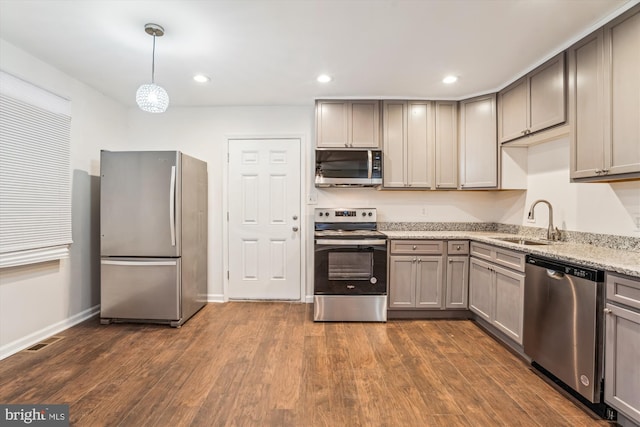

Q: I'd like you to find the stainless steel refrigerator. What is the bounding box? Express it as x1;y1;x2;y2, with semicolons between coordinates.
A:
100;150;208;327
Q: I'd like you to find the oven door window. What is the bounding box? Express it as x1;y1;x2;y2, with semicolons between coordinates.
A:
328;251;372;280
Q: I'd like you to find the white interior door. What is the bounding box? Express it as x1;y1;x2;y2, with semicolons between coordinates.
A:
227;139;301;300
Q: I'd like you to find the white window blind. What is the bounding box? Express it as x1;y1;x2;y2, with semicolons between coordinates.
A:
0;71;72;268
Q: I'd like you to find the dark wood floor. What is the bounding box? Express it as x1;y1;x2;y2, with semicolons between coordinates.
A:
0;303;612;426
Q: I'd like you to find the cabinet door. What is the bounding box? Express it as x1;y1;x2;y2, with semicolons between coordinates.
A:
569;30;606;179
388;256;416;308
350;101;380;148
415;256;443;308
446;256;469;309
316;100;349;148
383;101;407;187
498;77;528;143
406;101;433;188
434;101;458;189
492;264;525;344
529;52;566;134
604;7;640;177
459;94;498;188
469;258;492;321
605;302;640;424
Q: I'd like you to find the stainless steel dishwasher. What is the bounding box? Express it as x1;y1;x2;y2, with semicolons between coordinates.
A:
524;255;610;415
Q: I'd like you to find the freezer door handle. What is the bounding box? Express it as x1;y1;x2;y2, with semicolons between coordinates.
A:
169;165;176;246
101;260;178;266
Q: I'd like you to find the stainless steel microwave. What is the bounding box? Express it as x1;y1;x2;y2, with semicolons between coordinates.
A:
315;150;383;187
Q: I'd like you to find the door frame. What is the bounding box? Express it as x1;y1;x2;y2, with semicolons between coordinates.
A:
222;134;307;302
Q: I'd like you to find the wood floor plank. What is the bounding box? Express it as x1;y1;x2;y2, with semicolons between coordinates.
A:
0;303;614;427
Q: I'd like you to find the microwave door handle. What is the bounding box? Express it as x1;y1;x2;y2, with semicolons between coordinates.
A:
367;150;372;179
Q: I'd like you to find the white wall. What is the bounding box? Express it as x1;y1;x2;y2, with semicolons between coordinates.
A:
0;40;128;358
124;106;314;300
495;137;640;237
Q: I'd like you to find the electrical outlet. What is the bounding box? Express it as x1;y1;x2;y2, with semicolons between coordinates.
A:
307;192;317;205
635;215;640;231
421;207;428;216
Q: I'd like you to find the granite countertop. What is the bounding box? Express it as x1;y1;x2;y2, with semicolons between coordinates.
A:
383;231;640;278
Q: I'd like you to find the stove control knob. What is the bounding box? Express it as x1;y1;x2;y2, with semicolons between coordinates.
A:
368;212;373;216
318;212;323;217
362;212;367;216
325;212;330;217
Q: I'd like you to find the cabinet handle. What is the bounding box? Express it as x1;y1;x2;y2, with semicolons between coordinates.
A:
602;169;609;174
448;259;453;263
455;245;461;250
417;258;421;264
604;308;612;314
595;169;603;174
413;245;417;250
412;258;417;263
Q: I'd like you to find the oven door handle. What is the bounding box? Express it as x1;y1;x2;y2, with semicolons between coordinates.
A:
316;239;387;246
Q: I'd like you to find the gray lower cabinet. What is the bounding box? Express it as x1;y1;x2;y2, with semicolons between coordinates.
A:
469;243;525;344
388;239;469;310
604;273;640;425
445;240;470;308
388;254;444;309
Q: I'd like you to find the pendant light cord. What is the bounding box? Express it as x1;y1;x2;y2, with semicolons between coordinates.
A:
151;34;156;84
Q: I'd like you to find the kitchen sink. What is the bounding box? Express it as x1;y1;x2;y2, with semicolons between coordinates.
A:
493;237;551;246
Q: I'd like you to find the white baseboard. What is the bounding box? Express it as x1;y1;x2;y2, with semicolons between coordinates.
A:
305;295;313;303
0;304;100;361
207;294;225;303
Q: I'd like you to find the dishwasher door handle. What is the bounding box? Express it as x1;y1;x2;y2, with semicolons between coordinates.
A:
546;269;565;280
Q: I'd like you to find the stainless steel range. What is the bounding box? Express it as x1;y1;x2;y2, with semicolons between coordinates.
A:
313;208;387;322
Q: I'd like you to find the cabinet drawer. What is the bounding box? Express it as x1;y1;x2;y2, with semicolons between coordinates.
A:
391;240;443;255
470;242;493;261
607;273;640;311
447;240;469;255
494;247;526;272
470;242;525;272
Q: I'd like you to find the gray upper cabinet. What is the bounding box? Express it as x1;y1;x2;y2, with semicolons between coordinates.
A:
458;94;498;189
498;53;566;144
569;5;640;181
382;101;434;188
316;100;381;149
383;100;458;190
434;101;458;189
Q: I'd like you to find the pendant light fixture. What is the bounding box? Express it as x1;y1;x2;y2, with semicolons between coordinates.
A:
136;23;169;113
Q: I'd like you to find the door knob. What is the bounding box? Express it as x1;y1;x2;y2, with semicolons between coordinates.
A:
292;226;299;232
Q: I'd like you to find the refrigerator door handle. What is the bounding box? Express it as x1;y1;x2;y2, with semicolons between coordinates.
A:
101;260;178;266
169;165;176;246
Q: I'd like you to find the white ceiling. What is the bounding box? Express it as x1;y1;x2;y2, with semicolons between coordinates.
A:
0;0;636;107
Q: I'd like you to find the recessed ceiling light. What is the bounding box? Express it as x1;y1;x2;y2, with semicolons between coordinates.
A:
443;75;458;84
193;74;211;83
317;74;332;83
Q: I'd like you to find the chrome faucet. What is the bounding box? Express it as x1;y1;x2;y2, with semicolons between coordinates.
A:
528;199;560;241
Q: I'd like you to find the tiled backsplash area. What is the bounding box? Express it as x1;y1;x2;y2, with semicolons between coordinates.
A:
379;222;640;252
